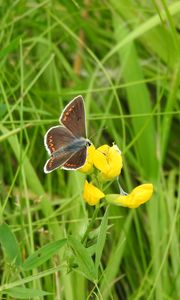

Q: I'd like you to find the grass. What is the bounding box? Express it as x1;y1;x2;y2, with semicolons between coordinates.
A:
0;1;180;299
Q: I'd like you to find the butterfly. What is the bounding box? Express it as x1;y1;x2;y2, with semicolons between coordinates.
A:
44;95;91;173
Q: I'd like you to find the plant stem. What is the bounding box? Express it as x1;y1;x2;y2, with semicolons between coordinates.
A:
81;205;100;244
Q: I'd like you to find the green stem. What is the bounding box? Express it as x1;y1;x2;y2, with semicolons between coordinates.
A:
81;205;100;244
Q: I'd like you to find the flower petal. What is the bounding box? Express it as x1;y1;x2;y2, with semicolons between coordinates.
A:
93;148;110;173
83;180;105;206
93;144;122;181
106;183;153;208
131;184;154;205
102;145;122;179
79;144;96;173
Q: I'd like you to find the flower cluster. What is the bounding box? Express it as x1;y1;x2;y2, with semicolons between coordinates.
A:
80;144;154;208
80;144;123;180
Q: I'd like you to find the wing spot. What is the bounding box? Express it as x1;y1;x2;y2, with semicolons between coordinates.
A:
48;158;54;167
68;105;75;112
63;105;75;122
48;139;56;152
64;163;77;167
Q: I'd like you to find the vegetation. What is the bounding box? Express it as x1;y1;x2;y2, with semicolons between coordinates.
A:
0;1;179;299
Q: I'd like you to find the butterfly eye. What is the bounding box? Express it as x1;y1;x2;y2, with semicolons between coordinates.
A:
86;140;91;147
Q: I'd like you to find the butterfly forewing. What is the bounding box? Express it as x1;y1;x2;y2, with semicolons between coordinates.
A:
60;95;86;138
62;147;87;170
44;125;75;155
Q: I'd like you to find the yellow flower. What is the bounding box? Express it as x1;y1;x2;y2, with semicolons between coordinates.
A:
79;144;96;173
93;144;122;180
106;184;153;208
83;180;105;206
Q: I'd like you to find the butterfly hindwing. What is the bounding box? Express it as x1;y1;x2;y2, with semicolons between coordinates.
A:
44;151;74;173
62;147;87;170
60;95;86;138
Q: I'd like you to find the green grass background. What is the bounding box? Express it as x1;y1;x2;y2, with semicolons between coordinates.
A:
0;1;180;299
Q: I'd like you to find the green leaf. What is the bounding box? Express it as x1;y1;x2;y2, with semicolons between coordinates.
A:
0;223;22;266
22;239;67;270
0;37;20;59
113;14;157;179
68;236;97;282
0;103;7;118
95;206;109;272
3;287;51;299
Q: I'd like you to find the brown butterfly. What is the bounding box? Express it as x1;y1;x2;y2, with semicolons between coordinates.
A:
44;95;91;173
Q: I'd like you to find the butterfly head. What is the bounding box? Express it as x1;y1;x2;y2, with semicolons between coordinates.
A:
86;139;92;147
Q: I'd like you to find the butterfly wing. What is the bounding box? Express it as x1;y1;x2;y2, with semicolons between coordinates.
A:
44;151;74;173
60;95;86;138
62;147;87;170
44;125;75;155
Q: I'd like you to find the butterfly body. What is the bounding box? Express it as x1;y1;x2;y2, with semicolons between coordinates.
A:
44;96;91;173
52;137;91;158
